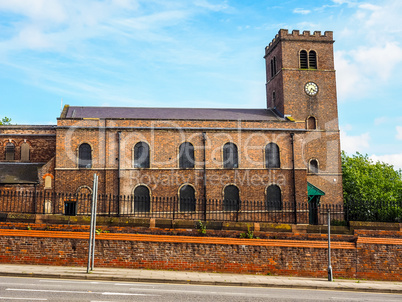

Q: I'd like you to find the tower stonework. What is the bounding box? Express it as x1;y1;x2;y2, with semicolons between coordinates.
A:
265;29;343;210
265;29;338;130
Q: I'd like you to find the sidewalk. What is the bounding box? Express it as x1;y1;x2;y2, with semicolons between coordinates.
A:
0;264;401;293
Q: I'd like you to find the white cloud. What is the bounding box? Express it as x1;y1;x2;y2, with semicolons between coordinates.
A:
194;0;229;12
340;127;370;154
293;8;311;15
396;126;402;140
350;42;402;81
334;51;367;100
335;41;402;100
374;116;387;126
370;153;402;170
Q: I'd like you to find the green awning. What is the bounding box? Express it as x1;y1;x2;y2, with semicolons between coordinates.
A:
307;182;325;196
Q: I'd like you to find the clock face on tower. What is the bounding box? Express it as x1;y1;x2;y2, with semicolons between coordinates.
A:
304;82;318;96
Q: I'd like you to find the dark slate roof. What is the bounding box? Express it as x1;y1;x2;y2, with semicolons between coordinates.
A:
63;106;284;121
0;163;44;184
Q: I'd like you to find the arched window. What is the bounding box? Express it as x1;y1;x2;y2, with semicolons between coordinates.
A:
21;142;30;162
223;185;240;211
309;50;317;69
179;142;194;169
78;143;92;168
265;143;280;168
307;116;316;130
309;159;319;174
5;142;15;161
134;142;150;168
223;143;238;168
300;50;308;69
266;185;282;210
179;184;196;212
133;185;151;212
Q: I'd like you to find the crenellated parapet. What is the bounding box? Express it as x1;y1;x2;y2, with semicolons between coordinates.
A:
265;29;334;57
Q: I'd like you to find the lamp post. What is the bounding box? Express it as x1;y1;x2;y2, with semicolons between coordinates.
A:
328;208;333;281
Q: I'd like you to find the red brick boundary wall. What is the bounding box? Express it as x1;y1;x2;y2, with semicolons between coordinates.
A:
0;228;401;281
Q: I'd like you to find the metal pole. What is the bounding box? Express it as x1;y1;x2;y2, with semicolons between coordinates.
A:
91;174;98;270
87;174;98;273
328;208;333;281
290;133;297;224
202;132;207;221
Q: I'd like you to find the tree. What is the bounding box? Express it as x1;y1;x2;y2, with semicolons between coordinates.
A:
0;117;12;125
342;151;402;222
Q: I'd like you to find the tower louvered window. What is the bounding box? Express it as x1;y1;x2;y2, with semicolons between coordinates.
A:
300;50;308;69
309;50;317;69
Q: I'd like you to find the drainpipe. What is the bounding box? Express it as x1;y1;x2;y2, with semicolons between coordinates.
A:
117;131;121;215
290;133;297;224
202;132;207;221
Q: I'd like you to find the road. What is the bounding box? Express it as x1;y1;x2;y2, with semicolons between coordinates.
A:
0;276;401;301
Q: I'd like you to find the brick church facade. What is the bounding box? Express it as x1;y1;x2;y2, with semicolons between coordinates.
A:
0;29;343;217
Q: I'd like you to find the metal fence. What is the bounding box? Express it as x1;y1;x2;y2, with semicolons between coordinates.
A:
0;190;348;225
344;198;402;223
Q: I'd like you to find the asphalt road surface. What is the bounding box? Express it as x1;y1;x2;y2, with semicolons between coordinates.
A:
0;276;401;301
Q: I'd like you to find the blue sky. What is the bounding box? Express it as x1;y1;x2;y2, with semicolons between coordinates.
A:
0;0;401;169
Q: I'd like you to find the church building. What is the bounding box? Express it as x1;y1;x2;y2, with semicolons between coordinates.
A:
0;29;343;222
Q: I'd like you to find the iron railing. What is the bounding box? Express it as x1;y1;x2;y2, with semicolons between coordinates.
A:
0;190;352;225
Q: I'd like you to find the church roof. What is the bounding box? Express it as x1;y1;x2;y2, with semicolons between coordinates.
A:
0;163;44;184
61;106;285;121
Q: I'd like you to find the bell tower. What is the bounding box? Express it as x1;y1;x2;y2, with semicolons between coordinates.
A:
264;29;338;130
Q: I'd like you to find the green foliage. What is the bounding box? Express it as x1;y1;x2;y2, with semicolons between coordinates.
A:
95;228;110;235
342;151;402;202
342;151;402;222
195;220;207;235
0;117;12;125
331;219;347;226
239;225;259;239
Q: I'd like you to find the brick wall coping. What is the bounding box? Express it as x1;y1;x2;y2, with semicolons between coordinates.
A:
0;229;357;249
357;237;402;246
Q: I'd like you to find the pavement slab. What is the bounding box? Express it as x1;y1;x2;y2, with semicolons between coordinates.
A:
0;264;400;294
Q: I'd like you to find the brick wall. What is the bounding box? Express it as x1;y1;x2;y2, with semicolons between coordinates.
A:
0;227;400;281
